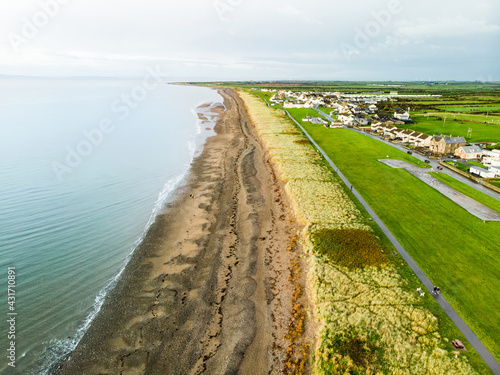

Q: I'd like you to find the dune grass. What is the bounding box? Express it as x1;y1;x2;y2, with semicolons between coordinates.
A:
239;90;489;374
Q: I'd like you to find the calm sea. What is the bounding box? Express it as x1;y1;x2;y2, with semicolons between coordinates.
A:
0;77;222;374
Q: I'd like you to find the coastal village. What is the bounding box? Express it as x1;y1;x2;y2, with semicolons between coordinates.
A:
261;88;500;179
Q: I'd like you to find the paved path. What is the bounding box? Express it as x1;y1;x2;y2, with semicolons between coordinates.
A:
314;108;500;201
380;159;500;221
276;105;500;374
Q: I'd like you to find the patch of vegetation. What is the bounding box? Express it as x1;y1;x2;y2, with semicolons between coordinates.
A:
311;228;387;269
489;179;500;188
400;114;500;142
467;160;486;168
294;139;311;145
429;172;500;214
316;328;386;375
445;161;470;172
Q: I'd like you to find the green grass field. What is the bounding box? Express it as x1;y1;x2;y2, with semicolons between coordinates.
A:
318;106;337;118
429;172;500;214
468;160;487;168
423;112;500;125
293;124;500;362
445;161;470;172
287;107;329;124
490;180;500;188
400;114;500;142
436;105;500;113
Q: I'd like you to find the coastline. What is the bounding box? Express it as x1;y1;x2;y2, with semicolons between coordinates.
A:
36;97;224;375
51;88;310;374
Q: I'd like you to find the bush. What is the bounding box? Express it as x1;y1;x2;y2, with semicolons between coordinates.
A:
311;228;387;269
316;327;386;375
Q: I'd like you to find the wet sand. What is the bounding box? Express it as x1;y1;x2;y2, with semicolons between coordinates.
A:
51;88;310;374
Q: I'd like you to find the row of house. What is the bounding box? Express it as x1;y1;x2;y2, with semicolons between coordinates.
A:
371;122;472;156
371;123;436;147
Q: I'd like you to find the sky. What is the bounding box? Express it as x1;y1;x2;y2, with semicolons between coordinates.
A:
0;0;499;81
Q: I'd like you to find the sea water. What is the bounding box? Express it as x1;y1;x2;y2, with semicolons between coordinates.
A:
0;77;222;374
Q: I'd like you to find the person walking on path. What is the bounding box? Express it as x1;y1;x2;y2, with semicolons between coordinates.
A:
432;286;440;295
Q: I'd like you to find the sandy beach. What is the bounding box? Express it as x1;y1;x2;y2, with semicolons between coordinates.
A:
51;88;310;374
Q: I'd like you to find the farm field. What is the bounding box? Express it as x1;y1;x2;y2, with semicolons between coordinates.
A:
436;105;500;113
422;112;500;125
400;115;500;142
292;122;500;362
406;100;494;105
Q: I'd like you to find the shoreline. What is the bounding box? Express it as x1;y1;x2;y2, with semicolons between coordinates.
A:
51;88;310;374
41;98;225;374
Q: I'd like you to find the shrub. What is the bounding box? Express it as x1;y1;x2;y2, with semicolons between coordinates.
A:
311;228;387;269
316;327;386;375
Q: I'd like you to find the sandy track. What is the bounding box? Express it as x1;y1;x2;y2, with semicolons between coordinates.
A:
51;88;307;374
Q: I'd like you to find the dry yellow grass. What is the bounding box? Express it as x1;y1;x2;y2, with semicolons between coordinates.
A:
239;91;476;374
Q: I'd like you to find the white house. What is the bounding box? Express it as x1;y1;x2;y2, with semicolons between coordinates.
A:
394;110;410;121
283;101;314;109
470;166;496;178
415;133;433;147
371;122;383;131
408;131;423;144
482;149;500;165
489;165;500;177
400;130;417;143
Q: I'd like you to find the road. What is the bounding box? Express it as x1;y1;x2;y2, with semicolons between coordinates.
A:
259;100;500;374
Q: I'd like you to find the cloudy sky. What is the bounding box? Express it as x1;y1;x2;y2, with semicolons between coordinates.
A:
0;0;499;81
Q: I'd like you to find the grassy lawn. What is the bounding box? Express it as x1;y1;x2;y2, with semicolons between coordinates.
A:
318;106;337;118
294;124;500;362
401;114;500;142
429;172;500;214
286;107;329;124
445;161;470;172
468;160;486;168
489;180;500;188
